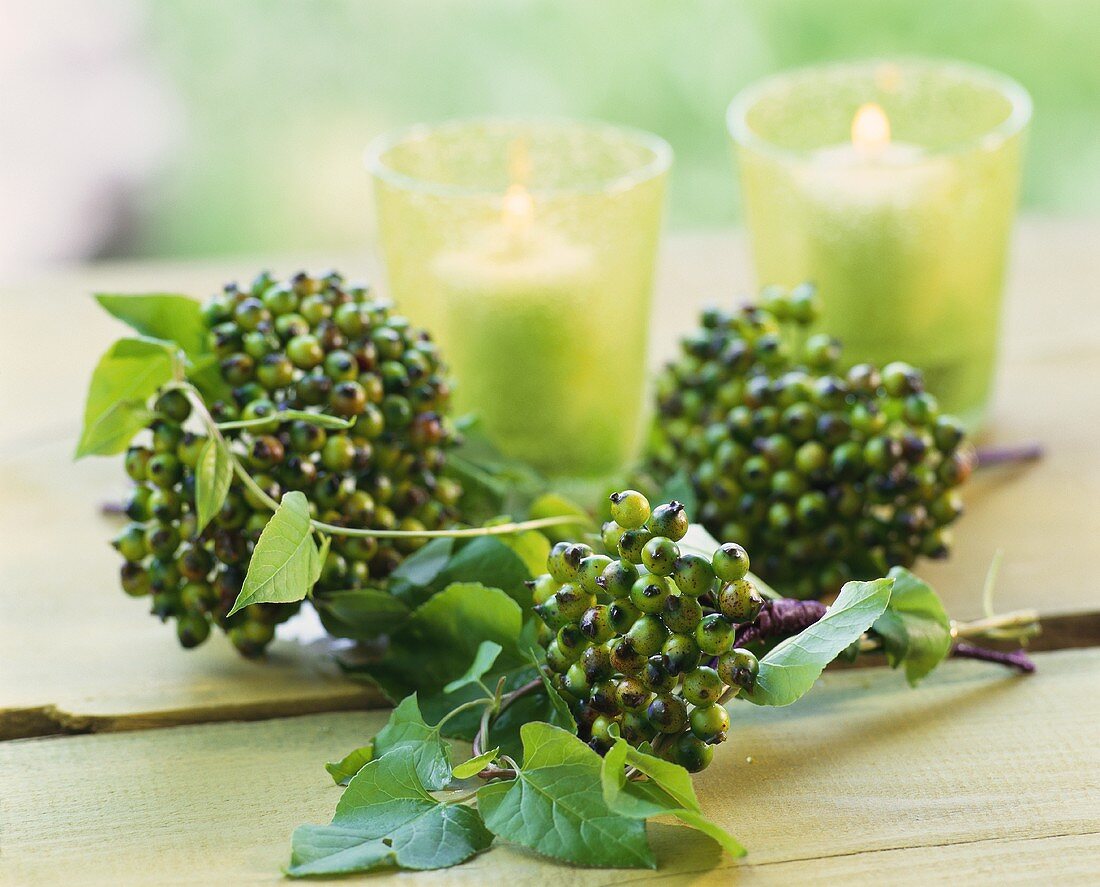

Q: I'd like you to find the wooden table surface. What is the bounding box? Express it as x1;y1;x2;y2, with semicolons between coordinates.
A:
2;219;1098;883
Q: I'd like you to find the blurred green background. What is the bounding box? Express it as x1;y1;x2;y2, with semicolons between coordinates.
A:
9;0;1100;268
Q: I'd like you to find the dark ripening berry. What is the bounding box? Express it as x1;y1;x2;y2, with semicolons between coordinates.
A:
579;605;616;644
662;632;702;673
670;732;714;772
646;694;688;733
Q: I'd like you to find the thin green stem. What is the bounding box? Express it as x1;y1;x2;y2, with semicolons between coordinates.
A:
172;381;582;540
435;697;493;732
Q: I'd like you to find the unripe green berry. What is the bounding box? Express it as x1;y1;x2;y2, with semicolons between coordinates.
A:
528;573;559;606
599;559;639;598
557;624;587;660
682;666;724;706
581;644;613;682
671;553;715;597
601;521;626;553
641;536;679;576
547;542;592;584
662;594;703;633
563;661;590;697
617;528;654;564
607;597;642;634
609;489;650;529
112;524;148;562
689;703;730;743
155;389;192;423
695;613;735;655
576;555;613;596
629;575;673;614
647;501;689;541
146;453;182;489
124;446;152;482
661;632;702;673
712;542;750;582
627;615;669;657
717;579;764;622
717;648;759;692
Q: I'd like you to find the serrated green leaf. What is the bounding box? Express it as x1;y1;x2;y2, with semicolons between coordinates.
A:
287;748;491;876
873;567;952;685
325;744;374;786
444;641;503;694
315;588;410;642
75;337;182;458
362;583;524;701
370;695;454;790
452;747;499;779
599;739;745;858
215;409;356;431
744;577;894;706
194;438;232;533
478;722;654;869
95;293;207;358
229;491;319;615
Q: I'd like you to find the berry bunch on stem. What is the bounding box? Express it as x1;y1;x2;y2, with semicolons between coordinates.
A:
645;285;974;599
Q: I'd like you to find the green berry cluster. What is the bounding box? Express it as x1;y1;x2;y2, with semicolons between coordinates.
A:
644;286;973;599
112;270;462;656
533;491;761;772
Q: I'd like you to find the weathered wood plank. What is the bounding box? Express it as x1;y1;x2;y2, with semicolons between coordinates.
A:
2;649;1096;885
0;220;1096;739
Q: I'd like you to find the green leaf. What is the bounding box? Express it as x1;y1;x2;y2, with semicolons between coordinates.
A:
194;438;232;533
183;352;233;403
75;337;181;458
657;469;698;516
315;589;411;642
452;747;499;779
362;583;524;701
676;522;722;559
477;722;654;869
395;537;533;609
529;652;577;733
95;293;207;358
325;744;374;786
370;695;454;790
215;409;356;431
443;641;503;694
600;739;745;858
287;748;491;876
497;530;550;579
388;537;454;588
872;567;953;685
745;577;895;706
228;491;320;615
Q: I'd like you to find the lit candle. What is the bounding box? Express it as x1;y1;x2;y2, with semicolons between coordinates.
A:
432;176;606;476
368;119;670;482
730;61;1030;426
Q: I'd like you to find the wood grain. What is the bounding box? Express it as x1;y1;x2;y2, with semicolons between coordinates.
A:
0;219;1096;739
2;649;1096;885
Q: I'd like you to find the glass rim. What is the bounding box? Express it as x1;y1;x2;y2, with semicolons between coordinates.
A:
364;115;673;199
726;57;1033;162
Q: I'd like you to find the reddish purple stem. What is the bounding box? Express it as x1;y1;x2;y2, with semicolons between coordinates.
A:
734;599;827;647
951;641;1036;673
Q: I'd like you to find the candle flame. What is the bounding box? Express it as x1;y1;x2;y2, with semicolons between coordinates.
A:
851;102;891;155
